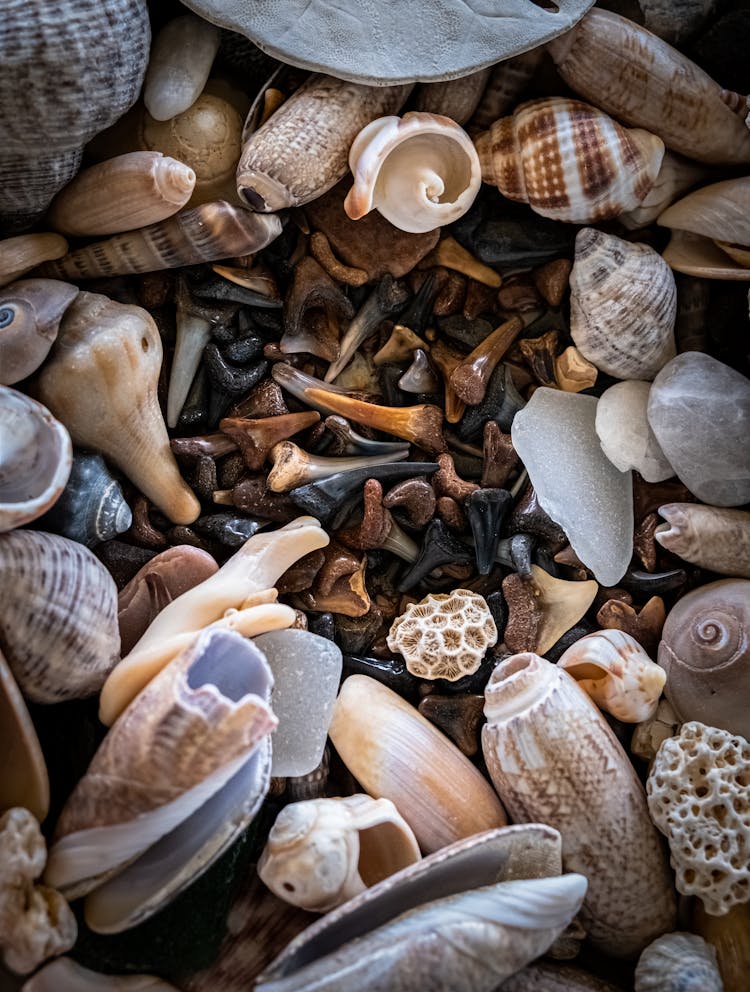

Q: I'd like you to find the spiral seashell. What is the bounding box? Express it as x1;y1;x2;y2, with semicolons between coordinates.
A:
0;0;150;230
39;451;132;548
558;629;666;723
569;228;677;380
547;8;750;164
0;648;49;822
36;291;200;526
656;503;750;578
40;202;282;281
344;112;481;234
0;235;68;289
658;578;750;739
0;529;120;704
0;388;72;533
474;97;664;224
635;932;723;992
236;74;412;212
45;627;276;933
47;152;196;237
143;15;221;122
0;279;78;385
258;795;420;912
482;652;676;956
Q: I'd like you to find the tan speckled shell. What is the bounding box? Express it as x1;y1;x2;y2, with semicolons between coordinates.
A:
482;652;676;957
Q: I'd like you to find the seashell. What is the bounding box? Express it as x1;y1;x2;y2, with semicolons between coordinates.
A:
619;152;710;230
329;674;507;853
143;15;221;121
38;451;132;548
630;697;679;765
99;517;329;725
658;177;750;266
661;229;750;280
482;652;677;956
657;578;750;740
0;648;49;822
557;629;666;723
0;278;78;385
501;962;623;991
412;69;492;126
0;388;72;533
47;152;196;237
258;795;420;912
656;503;750;578
0;529;120;704
569;228;677;380
36;291;200;525
474;97;664;225
40;201;281;280
547;8;750;164
635;932;723;992
345;112;481;234
0;234;68;289
692;900;750;992
22;957;181;991
0;0;150;230
45;627;276;933
236;74;412;212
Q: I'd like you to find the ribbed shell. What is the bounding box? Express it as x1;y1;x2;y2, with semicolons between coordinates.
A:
635;932;723;992
474;97;664;224
0;530;120;703
0;0;150;230
482;653;676;957
570;228;676;380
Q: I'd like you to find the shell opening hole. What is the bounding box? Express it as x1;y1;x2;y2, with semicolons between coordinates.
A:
187;632;270;700
141;337;149;352
529;0;559;10
500;653;535;679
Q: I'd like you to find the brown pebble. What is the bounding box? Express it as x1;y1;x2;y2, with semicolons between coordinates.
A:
533;258;572;307
436;494;468;532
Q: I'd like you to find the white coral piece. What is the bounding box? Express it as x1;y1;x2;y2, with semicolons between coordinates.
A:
387;588;497;681
647;721;750;915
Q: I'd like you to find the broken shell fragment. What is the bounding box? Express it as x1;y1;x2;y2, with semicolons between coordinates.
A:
345;112;481;234
258;795;420;912
414;69;492;125
0;649;49;822
0;234;68;289
655;504;750;578
143;15;221;121
0;278;78;385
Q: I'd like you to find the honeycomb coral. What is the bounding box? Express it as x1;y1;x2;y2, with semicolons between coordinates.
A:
387;588;497;681
646;721;750;916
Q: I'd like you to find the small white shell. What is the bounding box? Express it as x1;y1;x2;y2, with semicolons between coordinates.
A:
558;629;667;723
345;112;481;234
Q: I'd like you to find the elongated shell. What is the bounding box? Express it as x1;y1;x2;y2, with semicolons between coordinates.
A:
482;652;676;956
570;228;676;380
0;530;120;703
635;932;723;992
0;278;78;384
345;112;481;233
47;152;196;237
45;628;276;932
36;291;200;525
558;629;666;722
0;388;72;533
0;234;68;289
658;177;750;249
143;15;221;121
656;504;750;578
258;795;421;912
39;451;132;548
547;8;750;164
236;74;412;211
474;97;664;224
41;202;281;280
0;648;49;821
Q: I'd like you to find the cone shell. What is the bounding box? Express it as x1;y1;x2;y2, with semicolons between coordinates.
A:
482;652;676;956
0;278;78;384
47;152;196;237
36;290;200;525
329;674;507;853
474;97;664;224
0;529;120;704
570;228;676;380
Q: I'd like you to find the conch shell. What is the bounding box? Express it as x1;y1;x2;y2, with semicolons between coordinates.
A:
345;112;481;234
482;652;677;956
36;290;200;525
474;97;664;224
0;278;78;384
557;629;666;722
258;795;420;912
45;627;276;933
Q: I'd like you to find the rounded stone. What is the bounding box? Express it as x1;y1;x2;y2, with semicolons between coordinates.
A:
595;380;674;483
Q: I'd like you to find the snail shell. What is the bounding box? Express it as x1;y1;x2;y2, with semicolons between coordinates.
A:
345;112;481;234
0;278;78;385
143;14;221;122
0;387;72;533
0;0;150;230
656;503;750;578
570;228;677;380
482;652;676;957
474;97;664;224
635;932;723;992
658;578;750;739
40;202;282;280
39;451;132;548
658;177;750;254
0;529;120;704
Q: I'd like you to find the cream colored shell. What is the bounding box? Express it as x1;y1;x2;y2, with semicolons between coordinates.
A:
656;503;750;578
647;721;750;916
658;177;750;254
558;630;666;723
635;932;723;992
258;795;420;912
387;588;497;681
345;112;481;234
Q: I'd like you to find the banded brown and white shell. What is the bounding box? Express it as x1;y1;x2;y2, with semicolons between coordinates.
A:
0;278;78;385
474;97;664;224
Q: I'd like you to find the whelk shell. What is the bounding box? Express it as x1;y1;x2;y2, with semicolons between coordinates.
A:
345;112;481;234
0;278;78;385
